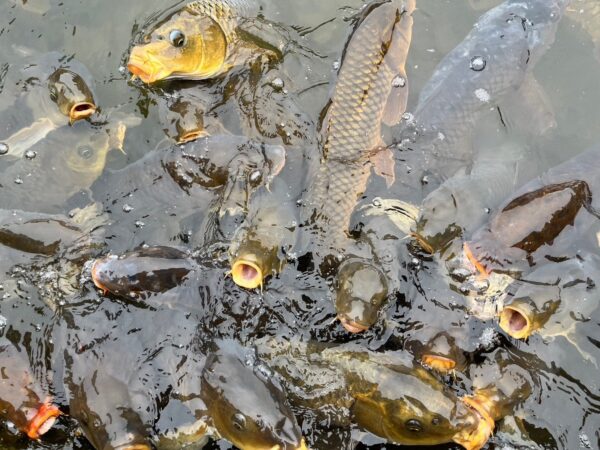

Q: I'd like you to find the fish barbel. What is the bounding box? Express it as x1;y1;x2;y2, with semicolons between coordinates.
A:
128;0;259;83
303;0;415;257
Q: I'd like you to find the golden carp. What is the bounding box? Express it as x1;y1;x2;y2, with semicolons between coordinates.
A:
0;113;129;213
128;0;259;83
257;339;494;450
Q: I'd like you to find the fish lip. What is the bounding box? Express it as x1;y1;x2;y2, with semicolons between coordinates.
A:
337;315;369;333
91;258;110;294
127;50;168;84
422;354;457;373
499;305;532;339
69;102;96;123
452;397;494;450
177;130;209;144
231;257;263;290
26;403;61;439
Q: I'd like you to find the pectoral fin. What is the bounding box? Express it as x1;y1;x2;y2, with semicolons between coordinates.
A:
369;146;395;188
498;76;556;136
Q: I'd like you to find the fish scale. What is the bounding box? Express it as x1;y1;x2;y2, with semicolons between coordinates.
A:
186;0;258;42
304;0;414;251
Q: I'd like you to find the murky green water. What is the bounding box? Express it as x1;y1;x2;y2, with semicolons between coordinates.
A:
1;0;600;449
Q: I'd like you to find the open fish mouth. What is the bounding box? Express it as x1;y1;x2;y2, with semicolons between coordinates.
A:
231;256;263;289
453;396;494;450
26;403;61;439
337;315;369;334
127;49;171;84
69;102;96;123
499;306;531;339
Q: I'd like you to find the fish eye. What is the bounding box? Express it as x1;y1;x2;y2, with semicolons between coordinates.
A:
406;419;423;432
169;29;186;47
232;413;247;431
249;169;263;186
77;145;94;160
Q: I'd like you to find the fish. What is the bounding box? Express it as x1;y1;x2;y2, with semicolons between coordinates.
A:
303;0;414;259
128;0;260;83
463;144;600;278
466;347;532;428
469;0;600;61
158;95;209;144
0;337;61;440
47;67;96;124
0;116;127;214
498;252;600;341
61;308;307;450
201;340;307;450
91;246;196;299
0;54;98;158
256;338;494;450
415;156;521;254
90;135;284;251
389;0;569;203
228;179;298;290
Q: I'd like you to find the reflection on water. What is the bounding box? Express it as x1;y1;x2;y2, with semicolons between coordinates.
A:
1;0;600;449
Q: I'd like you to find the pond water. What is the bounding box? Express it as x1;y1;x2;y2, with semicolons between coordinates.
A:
1;0;600;449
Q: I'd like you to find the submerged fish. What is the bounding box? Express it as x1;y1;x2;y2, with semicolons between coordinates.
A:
256;339;494;450
158;96;209;143
463;144;600;278
0;54;97;159
0;337;61;440
390;0;569;202
0;116;127;213
128;0;260;83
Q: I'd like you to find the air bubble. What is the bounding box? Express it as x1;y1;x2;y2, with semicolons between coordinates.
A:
0;143;8;155
392;75;406;88
470;56;486;71
14;177;23;185
25;150;37;160
271;77;284;90
122;204;134;213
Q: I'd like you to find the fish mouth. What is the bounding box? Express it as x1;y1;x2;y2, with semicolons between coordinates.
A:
231;257;263;290
128;46;172;84
422;354;456;373
178;129;208;144
113;445;152;450
91;258;111;294
499;306;531;339
26;403;61;439
69;102;96;124
337;315;369;334
452;396;494;450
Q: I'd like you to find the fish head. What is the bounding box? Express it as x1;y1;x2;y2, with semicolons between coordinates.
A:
169;98;207;143
91;247;191;298
360;365;488;446
201;342;306;450
47;68;96;123
335;259;388;333
128;9;225;83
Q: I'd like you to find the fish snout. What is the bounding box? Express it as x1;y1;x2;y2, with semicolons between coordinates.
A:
69;102;96;124
231;255;264;290
451;396;494;450
26;402;61;439
128;44;170;84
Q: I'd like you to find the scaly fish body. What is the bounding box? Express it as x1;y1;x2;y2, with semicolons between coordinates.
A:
304;0;415;253
128;0;259;83
392;0;570;201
